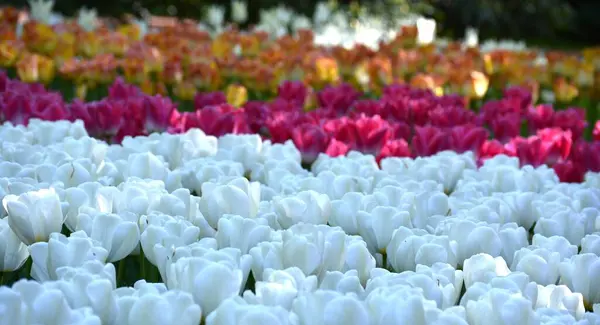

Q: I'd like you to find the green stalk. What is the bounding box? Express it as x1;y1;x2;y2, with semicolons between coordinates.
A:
139;250;146;281
117;259;126;287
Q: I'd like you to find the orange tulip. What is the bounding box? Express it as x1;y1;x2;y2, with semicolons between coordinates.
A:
16;54;54;84
0;40;23;67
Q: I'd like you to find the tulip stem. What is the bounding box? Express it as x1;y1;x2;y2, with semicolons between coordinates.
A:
117;260;126;287
23;258;32;280
0;272;4;286
139;250;146;281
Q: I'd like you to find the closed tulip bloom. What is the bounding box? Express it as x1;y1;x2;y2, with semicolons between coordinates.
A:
0;218;29;272
2;188;65;245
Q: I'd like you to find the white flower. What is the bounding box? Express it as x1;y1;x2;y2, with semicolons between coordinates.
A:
357;206;412;254
231;0;248;23
466;289;538;325
534;207;597;245
1;280;102;324
115;289;202;325
28;0;55;24
216;214;273;254
199;177;261;229
77;7;98;32
207;297;299;325
511;246;561;286
0;218;29;272
29;231;108;281
559;253;600;307
387;227;458;271
536;285;585;320
273;191;331;228
532;234;578;261
76;212;140;262
292;16;312;32
207;5;225;29
416;17;436;45
167;256;244;315
462;253;510;289
243;267;318;309
3;188;65;245
292;290;370;325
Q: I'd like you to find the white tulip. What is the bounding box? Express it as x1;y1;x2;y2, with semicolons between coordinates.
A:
216;214;273;254
76;212;139;262
387;226;458;271
29;231;108;281
0;218;29;272
581;234;600;256
534;208;597;245
231;0;248;23
167;256;244;315
244;267;318;309
460;272;538;308
511;247;561;285
273;191;331;228
292;290;369;325
319;270;365;297
466;289;538;325
3;188;65;245
532;234;578;261
536;285;585;319
115;289;201;325
357;206;412;254
207;5;225;29
207;297;299;325
2;279;102;324
559;254;600;308
462;253;510;289
199;177;261;228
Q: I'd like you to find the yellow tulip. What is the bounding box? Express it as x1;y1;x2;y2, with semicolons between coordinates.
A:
553;78;579;102
173;80;197;101
225;84;248;108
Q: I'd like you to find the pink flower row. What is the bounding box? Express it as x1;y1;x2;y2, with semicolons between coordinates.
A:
1;71;600;183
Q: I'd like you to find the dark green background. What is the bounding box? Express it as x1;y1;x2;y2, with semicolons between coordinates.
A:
4;0;599;49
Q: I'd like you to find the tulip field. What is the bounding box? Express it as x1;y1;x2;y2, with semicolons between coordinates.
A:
2;1;600;324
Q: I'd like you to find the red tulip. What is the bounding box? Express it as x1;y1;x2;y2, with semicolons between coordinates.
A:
317;83;360;116
277;80;307;107
377;139;411;163
332;114;392;155
428;105;476;128
447;124;489;153
490;113;521;143
594;121;600;141
351;99;385;117
553;160;586;183
478;139;511;165
411;126;448;157
194;91;227;110
291;123;331;164
144;95;177;133
324;138;349;157
552;108;587;141
391;121;411;141
108;77;141;99
1;93;31;125
526;104;554;133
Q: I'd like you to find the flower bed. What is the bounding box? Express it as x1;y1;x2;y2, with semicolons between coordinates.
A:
1;112;600;324
3;4;600;324
1;5;600;113
2;73;600;183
